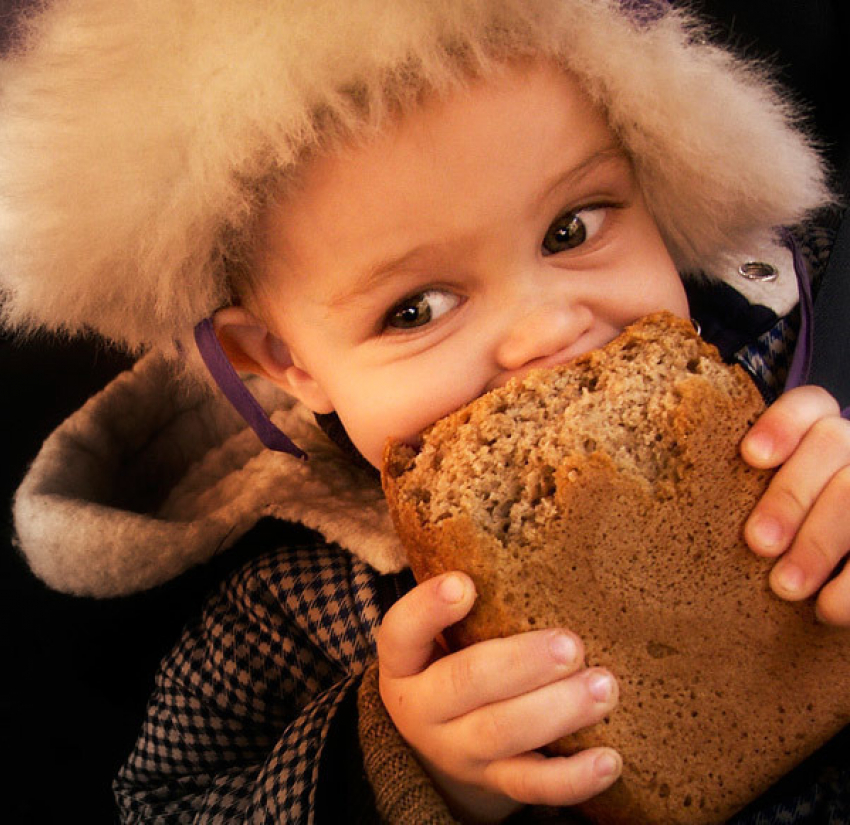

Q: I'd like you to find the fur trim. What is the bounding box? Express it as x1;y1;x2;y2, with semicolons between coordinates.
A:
13;353;405;596
0;0;831;364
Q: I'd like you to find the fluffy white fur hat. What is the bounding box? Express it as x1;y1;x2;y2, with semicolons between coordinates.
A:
0;0;831;362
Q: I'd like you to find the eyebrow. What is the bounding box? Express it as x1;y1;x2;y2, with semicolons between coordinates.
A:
326;244;448;309
326;144;630;309
537;144;629;203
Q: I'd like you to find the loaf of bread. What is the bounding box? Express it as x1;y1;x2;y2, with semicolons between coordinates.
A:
382;312;850;825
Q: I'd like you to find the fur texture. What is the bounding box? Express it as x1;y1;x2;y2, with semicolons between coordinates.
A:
0;0;831;365
13;353;405;595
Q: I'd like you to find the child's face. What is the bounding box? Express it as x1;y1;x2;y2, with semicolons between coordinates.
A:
249;61;689;469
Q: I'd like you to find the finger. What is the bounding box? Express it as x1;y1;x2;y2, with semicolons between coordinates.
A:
459;668;618;762
485;747;622;808
745;416;850;558
376;572;475;680
422;628;586;720
741;385;840;469
814;566;850;626
767;465;850;601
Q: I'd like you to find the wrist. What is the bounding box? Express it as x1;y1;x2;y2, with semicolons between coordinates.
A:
415;756;523;825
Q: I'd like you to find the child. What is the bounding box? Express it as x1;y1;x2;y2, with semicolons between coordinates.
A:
1;0;848;822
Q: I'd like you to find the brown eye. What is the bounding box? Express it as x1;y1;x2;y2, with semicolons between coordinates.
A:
542;207;606;256
385;290;461;331
389;294;432;329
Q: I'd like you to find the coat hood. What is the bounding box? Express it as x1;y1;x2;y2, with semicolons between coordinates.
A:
13;354;406;596
0;0;831;369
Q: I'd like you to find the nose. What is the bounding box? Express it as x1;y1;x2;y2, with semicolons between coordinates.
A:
493;297;591;380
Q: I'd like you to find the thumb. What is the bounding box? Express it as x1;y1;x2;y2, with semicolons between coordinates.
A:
377;572;476;679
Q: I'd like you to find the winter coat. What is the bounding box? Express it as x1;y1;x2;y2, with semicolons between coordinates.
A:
12;220;849;824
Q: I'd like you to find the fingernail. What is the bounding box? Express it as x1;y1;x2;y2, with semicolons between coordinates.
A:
588;671;615;703
750;514;784;551
773;561;804;596
594;751;621;779
745;431;773;464
548;632;578;664
438;574;467;604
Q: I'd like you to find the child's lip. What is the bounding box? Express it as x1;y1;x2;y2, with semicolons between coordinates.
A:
484;350;582;392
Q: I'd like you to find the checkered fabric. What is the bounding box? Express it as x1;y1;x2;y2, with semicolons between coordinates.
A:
735;311;799;399
114;541;383;823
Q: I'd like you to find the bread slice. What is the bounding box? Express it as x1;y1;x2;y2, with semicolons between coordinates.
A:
383;312;850;825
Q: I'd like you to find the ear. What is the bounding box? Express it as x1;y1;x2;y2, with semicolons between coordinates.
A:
212;307;335;414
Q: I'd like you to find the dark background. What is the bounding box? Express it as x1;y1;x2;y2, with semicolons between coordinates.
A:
1;1;848;822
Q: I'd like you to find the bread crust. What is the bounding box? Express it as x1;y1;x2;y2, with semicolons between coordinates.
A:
383;313;850;825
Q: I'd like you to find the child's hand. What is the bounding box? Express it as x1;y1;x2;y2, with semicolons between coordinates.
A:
742;385;850;625
376;572;621;823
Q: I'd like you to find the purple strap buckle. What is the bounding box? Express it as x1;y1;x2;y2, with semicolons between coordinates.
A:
194;318;308;460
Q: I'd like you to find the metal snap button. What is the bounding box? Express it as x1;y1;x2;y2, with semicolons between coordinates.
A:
738;261;778;282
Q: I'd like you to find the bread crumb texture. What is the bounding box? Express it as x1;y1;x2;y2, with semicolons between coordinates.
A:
383;312;850;825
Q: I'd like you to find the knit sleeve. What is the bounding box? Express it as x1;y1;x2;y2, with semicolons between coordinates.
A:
357;660;459;824
113;542;383;823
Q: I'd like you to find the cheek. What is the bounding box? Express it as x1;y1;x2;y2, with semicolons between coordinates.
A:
340;406;405;469
339;403;429;470
609;264;687;327
335;369;482;469
621;204;687;309
656;269;690;318
634;233;688;318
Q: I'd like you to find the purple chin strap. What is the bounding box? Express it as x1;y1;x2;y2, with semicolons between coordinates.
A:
193;318;308;460
782;230;815;395
780;233;849;419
